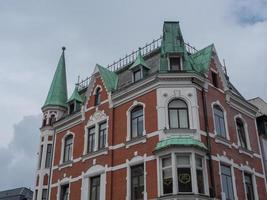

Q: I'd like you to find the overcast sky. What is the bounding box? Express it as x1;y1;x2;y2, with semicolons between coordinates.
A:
0;0;267;191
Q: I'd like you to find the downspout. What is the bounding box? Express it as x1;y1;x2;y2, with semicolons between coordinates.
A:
201;87;216;198
110;102;115;200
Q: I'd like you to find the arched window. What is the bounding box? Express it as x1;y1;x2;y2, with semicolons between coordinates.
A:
131;106;144;138
236;118;247;149
213;105;226;138
63;135;73;162
95;88;101;106
168;99;189;129
42;117;47;127
49;114;56;126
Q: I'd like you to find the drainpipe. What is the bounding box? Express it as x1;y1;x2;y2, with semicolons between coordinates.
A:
110;106;115;200
201;87;216;198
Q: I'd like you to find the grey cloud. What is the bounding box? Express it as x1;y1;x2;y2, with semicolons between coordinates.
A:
0;115;41;190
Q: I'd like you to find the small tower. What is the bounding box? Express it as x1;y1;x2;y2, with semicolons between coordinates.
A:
34;47;68;200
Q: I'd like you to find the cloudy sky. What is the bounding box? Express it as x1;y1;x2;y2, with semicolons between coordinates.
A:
0;0;267;191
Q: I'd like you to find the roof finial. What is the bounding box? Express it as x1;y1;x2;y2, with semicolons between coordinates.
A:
62;46;66;51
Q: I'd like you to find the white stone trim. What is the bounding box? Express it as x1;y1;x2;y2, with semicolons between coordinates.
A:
211;100;230;140
126;101;146;141
234;114;252;150
241;166;259;200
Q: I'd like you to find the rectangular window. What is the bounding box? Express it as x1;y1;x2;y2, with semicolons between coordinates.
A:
177;155;192;192
196;156;205;194
133;69;142;82
131;107;144;139
131;164;144;200
214;106;226;138
90;176;101;200
169;57;181;71
38;145;43;169
35;190;38;200
41;189;47;200
98;122;107;149
162;156;173;194
60;184;69;200
87;126;95;153
45;144;52;168
244;173;255;200
211;71;218;87
221;164;234;200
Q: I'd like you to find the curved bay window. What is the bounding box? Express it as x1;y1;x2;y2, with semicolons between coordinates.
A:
213;105;226;138
236;118;248;149
131;106;144;139
63;135;73;162
95;88;101;106
168;99;189;129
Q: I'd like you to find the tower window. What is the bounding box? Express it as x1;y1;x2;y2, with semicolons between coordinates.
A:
49;114;56;126
169;57;181;71
133;69;142;82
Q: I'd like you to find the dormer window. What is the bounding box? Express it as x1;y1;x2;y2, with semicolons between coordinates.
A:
69;102;75;114
95;87;101;106
169;56;182;71
133;69;142;82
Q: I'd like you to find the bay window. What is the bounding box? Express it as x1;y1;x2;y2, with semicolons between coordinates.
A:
177;155;192;192
162;156;173;194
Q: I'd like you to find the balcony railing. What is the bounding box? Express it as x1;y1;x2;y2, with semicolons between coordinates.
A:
77;37;198;91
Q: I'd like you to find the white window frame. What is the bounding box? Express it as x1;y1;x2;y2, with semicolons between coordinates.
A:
126;101;146;141
168;55;183;71
211;101;230;140
241;165;259;200
83;110;108;155
60;131;74;164
234;114;251;150
56;178;70;200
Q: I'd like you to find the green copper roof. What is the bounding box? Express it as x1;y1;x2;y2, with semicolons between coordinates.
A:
155;136;207;151
67;86;83;103
43;48;68;108
129;51;150;70
189;44;214;73
97;64;118;92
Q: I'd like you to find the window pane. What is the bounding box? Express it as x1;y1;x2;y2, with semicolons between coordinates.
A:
131;106;143;139
88;127;95;153
197;169;204;194
179;109;188;128
131;118;138;138
177;155;190;166
245;173;255;200
163;168;173;194
162;157;171;168
137;116;143;136
219;118;226;137
177;168;192;192
221;165;234;200
196;156;202;168
99;122;107;149
169;109;178;128
134;70;142;82
60;184;69;200
131;164;144;200
41;189;47;200
170;57;181;71
90;176;100;200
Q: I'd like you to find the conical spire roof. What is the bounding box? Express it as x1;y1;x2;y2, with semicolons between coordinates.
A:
129;50;150;70
67;86;83;103
43;47;68;109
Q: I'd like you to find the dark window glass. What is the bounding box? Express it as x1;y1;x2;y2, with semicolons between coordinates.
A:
244;173;255;200
41;189;47;200
214;105;226;138
131;106;144;139
38;145;43;169
88;126;95;153
168;99;189;129
35;190;38;200
236;118;247;149
45;144;52;168
69;102;75;114
95;88;101;106
42;117;47;127
60;184;69;200
63;135;73;162
221;164;234;200
98;122;107;149
162;156;173;194
134;69;142;82
131;164;144;200
169;57;181;71
49;115;56;126
196;156;205;194
177;155;192;192
90;176;101;200
211;71;218;87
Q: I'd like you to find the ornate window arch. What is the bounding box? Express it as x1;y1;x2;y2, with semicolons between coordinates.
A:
94;86;102;106
60;132;75;164
126;101;146;141
168;98;189;129
234;114;251;150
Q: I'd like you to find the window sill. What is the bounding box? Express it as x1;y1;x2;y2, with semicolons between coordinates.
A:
214;136;232;148
58;160;73;170
158;193;210;200
82;148;108;162
163;128;197;135
125;135;147;148
238;147;254;158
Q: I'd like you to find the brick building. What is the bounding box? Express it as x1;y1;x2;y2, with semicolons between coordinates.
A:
34;21;267;200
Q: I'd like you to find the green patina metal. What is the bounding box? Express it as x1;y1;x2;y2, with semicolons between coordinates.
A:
43;49;68;108
97;64;118;92
160;21;213;74
129;51;150;70
67;86;83;103
155;135;207;151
